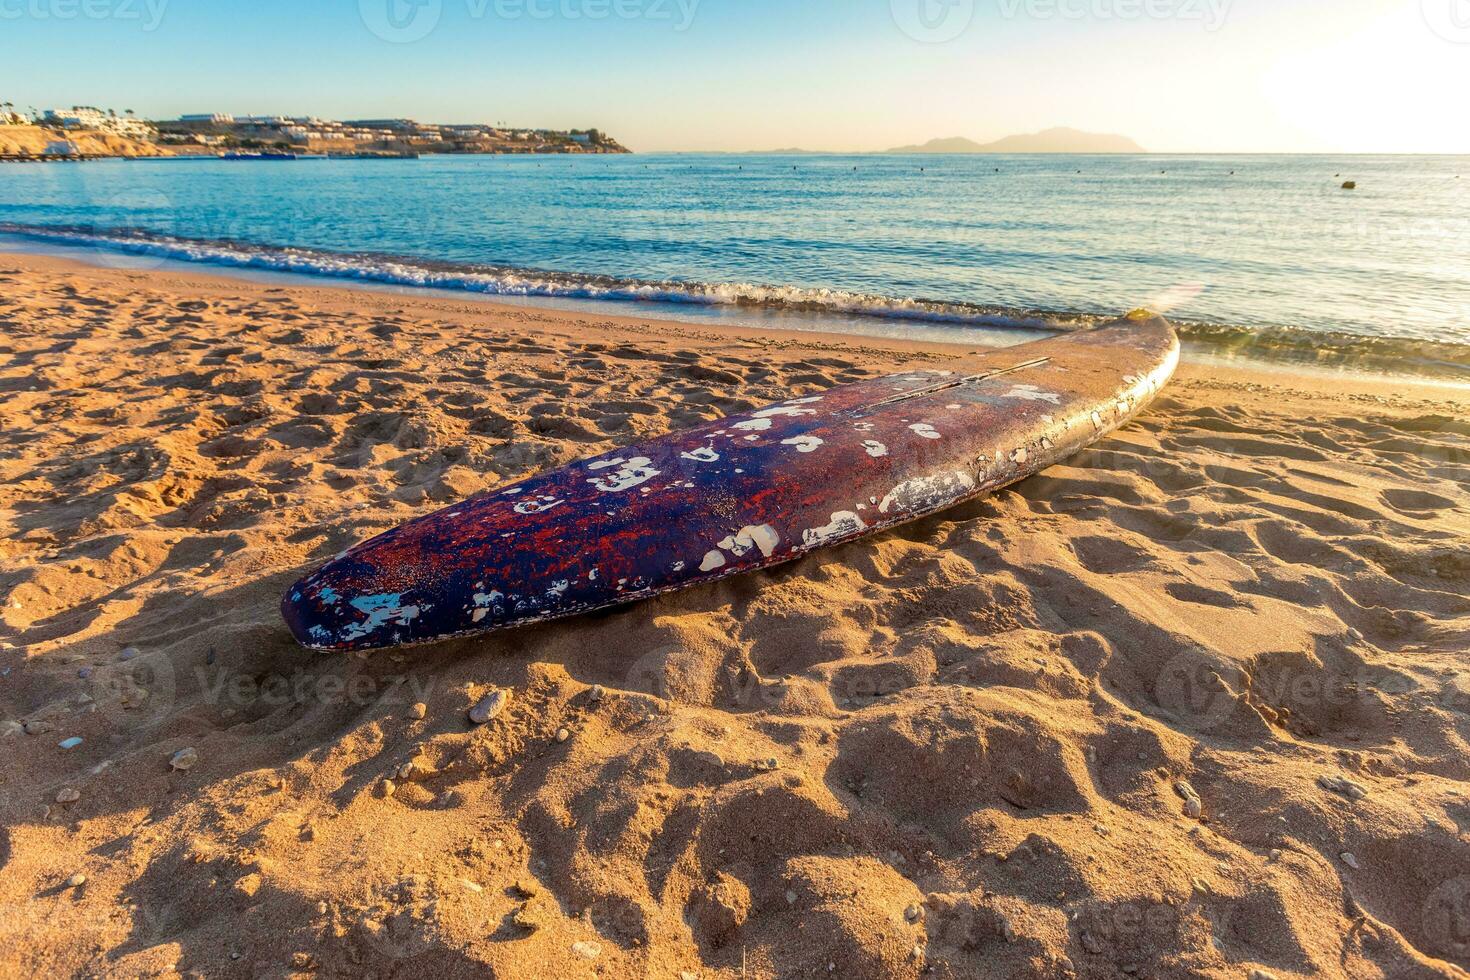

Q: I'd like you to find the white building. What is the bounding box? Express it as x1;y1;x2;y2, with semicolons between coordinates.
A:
180;113;234;124
44;106;109;129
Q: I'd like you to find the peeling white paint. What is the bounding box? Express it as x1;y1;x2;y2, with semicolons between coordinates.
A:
732;418;773;432
862;440;888;458
681;446;720;462
879;471;977;514
1002;384;1063;405
802;511;868;547
781;435;824;453
342;593;421;642
700;550;727;572
514;497;565;515
719;524;780;558
909;423;941;440
589;456;660;492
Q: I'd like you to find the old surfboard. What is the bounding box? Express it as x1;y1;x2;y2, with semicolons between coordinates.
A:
282;312;1178;651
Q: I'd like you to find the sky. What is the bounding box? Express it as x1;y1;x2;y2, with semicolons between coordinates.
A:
2;0;1467;153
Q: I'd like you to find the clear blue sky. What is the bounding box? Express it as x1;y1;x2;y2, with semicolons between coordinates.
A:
3;0;1465;152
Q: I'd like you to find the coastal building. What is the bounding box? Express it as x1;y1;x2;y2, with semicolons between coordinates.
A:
43;106;155;140
343;119;418;132
44;106;109;129
179;113;234;124
44;139;80;156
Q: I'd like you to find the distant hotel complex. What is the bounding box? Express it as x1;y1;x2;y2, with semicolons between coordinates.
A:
160;112;620;155
1;103;627;159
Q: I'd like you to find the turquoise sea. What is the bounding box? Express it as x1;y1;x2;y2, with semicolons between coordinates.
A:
2;153;1467;371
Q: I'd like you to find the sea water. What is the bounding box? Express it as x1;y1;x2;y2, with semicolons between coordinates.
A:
2;153;1467;370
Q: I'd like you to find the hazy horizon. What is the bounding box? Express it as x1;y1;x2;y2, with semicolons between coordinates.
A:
5;0;1468;154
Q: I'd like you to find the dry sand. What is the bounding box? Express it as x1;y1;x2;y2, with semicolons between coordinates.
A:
1;253;1467;979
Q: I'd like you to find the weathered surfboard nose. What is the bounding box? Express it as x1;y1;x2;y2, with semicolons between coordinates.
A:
280;577;337;650
280;574;425;652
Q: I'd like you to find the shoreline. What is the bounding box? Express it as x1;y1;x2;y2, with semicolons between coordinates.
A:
3;250;1465;400
5;228;1467;385
1;255;1467;978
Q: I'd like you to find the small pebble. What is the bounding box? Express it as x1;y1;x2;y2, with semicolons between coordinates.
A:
1318;774;1367;801
26;719;55;735
77;667;92;679
904;903;923;922
555;727;570;743
407;702;427;720
66;873;86;888
169;747;199;771
1341;852;1359;869
572;940;601;960
120;647;139;661
1249;970;1280;980
56;788;80;804
469;689;509;724
588;685;605;703
381;778;396;797
461;879;483;893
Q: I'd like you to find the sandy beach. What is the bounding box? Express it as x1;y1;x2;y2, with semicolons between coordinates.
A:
1;253;1467;978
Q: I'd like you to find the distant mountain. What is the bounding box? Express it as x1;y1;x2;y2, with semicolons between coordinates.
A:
886;128;1146;154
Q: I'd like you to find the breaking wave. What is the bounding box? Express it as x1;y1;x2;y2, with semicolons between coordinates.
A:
4;222;1466;378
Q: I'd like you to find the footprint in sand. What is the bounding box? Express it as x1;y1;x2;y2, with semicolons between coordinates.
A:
1381;488;1456;516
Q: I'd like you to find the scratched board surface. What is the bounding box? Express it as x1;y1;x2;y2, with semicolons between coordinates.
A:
281;315;1179;651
